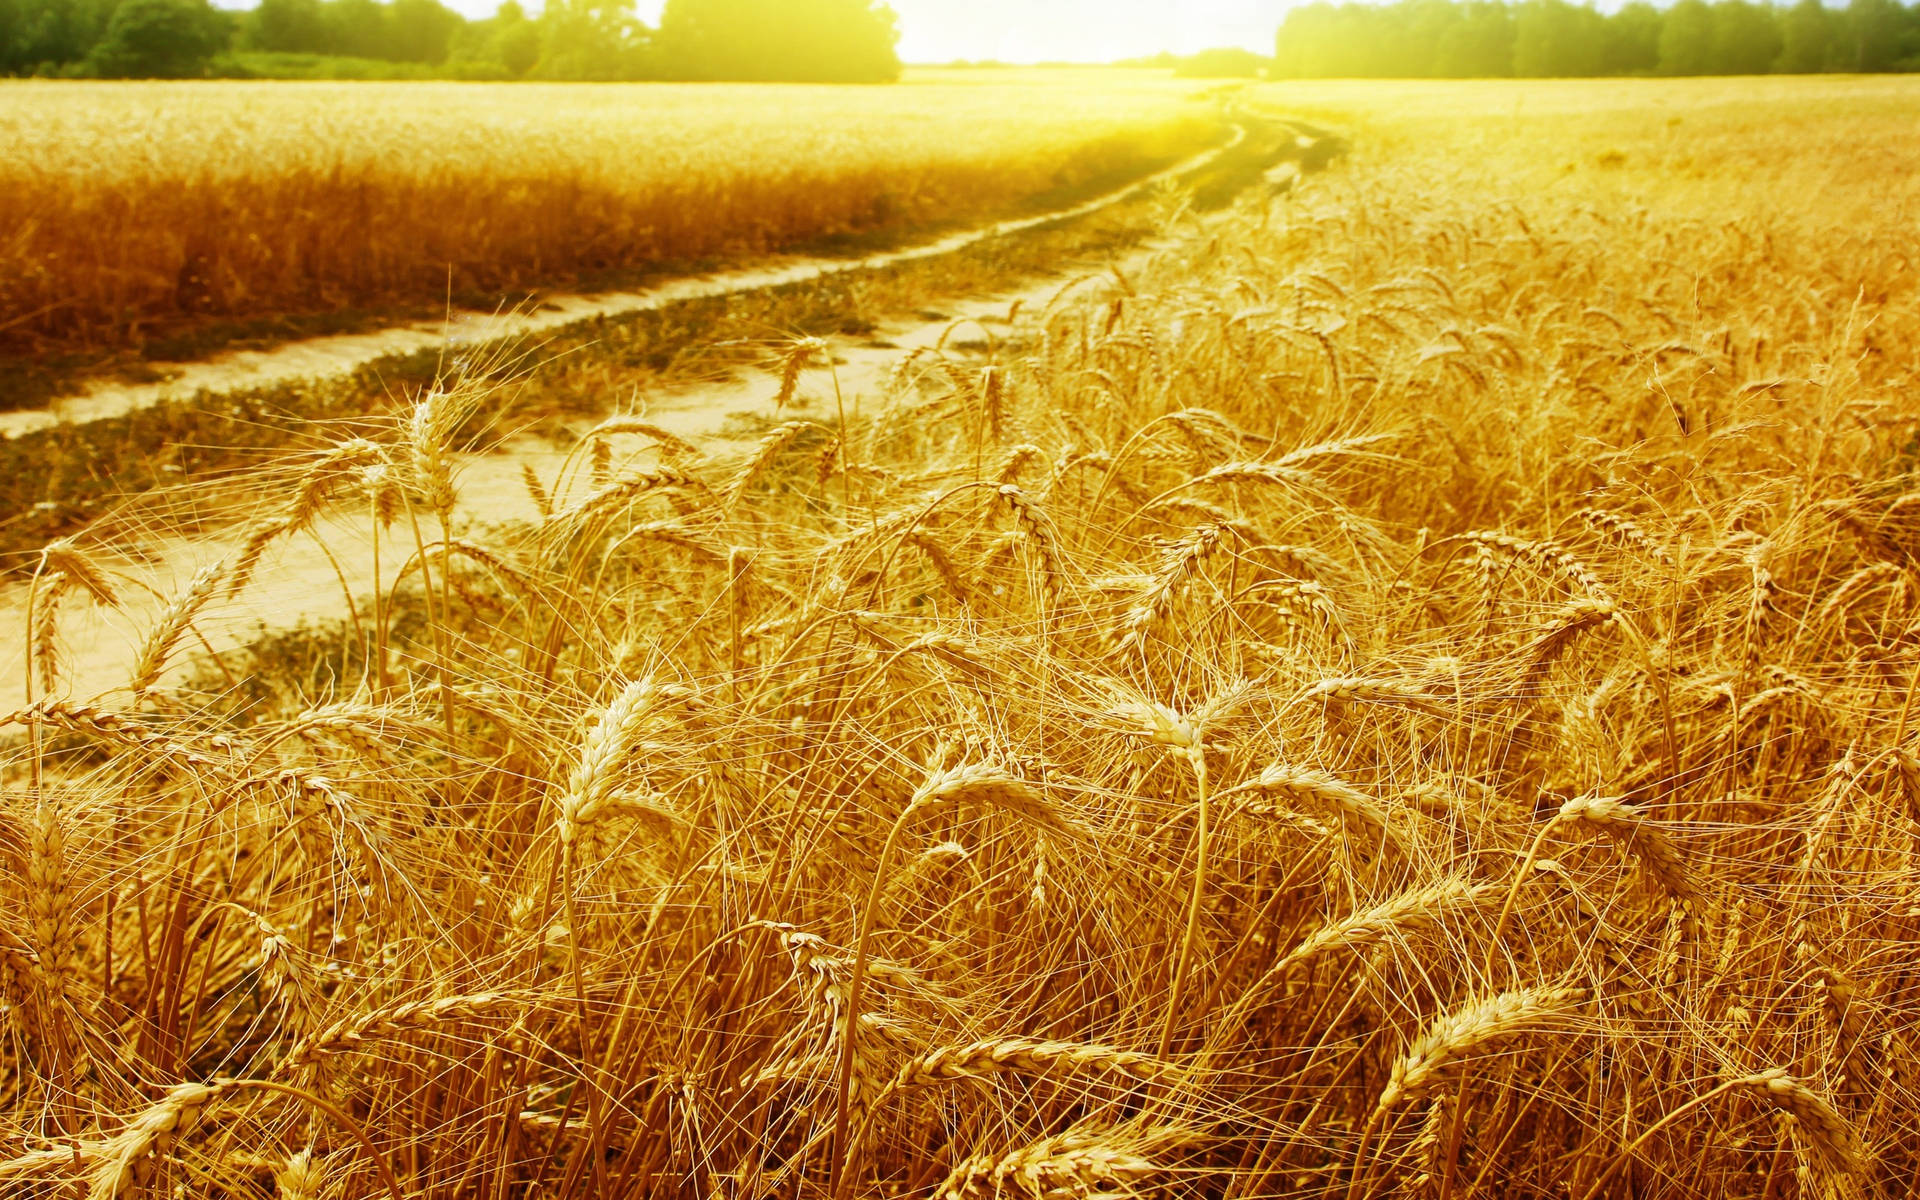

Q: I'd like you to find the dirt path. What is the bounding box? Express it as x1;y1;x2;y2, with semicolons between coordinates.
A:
0;252;1162;701
0;124;1245;442
0;125;1303;705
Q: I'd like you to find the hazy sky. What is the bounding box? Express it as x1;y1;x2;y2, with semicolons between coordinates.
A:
425;1;1288;62
870;1;1282;62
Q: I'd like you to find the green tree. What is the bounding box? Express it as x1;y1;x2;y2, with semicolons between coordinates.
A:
326;0;388;58
1273;3;1338;76
1261;0;1920;80
1434;2;1515;76
1841;0;1905;69
1514;0;1606;75
656;0;900;82
5;0;117;71
247;0;327;52
389;0;459;62
0;0;18;70
1710;0;1782;73
1601;2;1663;73
1366;0;1443;76
1275;3;1392;76
1172;47;1268;77
1776;0;1833;70
1389;0;1455;76
1901;3;1920;67
533;0;648;78
489;0;537;74
87;0;229;75
1658;0;1715;72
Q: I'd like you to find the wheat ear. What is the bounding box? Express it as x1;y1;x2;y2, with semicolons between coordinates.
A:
553;467;706;526
129;561;225;700
773;337;825;409
274;1149;324;1200
889;1037;1179;1092
1277;878;1500;978
282;992;522;1068
1557;794;1697;908
521;462;553;517
1221;762;1399;847
1737;1067;1868;1177
1580;1067;1868;1200
557;678;662;844
936;1124;1191;1200
27;797;73;1006
1374;986;1588;1117
725;420;815;511
90;1082;231;1199
41;538;119;607
997;485;1065;613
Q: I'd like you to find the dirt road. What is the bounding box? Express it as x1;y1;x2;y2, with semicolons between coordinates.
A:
0;124;1247;441
0;122;1315;703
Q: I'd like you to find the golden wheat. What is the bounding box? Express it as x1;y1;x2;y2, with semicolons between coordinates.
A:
2;75;1917;1200
0;73;1219;355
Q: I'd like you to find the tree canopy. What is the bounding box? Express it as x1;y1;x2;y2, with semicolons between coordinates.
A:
1173;46;1270;77
84;0;226;75
655;0;900;82
1274;0;1920;77
10;0;1919;80
3;0;905;78
2;0;118;73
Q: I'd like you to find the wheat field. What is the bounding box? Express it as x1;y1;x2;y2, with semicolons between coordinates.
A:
4;76;1920;1199
0;70;1219;358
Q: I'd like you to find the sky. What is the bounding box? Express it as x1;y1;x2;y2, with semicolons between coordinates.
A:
430;1;1290;63
873;0;1284;63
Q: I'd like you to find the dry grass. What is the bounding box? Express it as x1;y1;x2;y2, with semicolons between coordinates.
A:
4;75;1919;1199
0;70;1220;357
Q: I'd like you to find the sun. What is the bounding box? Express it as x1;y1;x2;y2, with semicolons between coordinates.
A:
616;0;1284;64
889;0;1285;63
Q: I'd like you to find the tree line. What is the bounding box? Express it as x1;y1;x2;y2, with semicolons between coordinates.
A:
1274;0;1920;77
11;0;1919;81
0;0;902;79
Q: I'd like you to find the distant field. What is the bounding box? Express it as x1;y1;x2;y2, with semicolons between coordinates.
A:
1243;74;1920;222
0;69;1222;359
